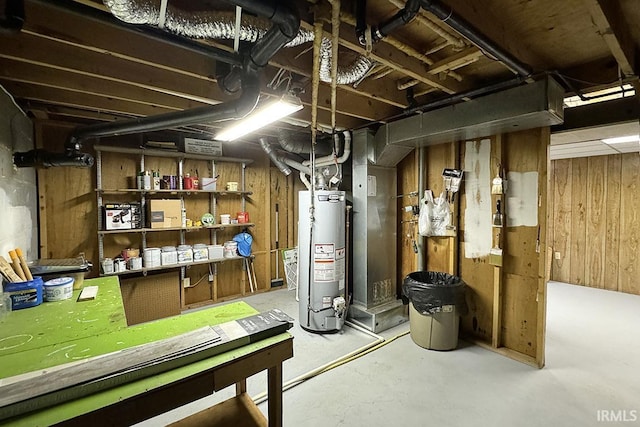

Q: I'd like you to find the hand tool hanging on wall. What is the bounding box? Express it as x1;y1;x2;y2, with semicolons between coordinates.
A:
442;168;464;203
491;164;504;195
493;200;503;227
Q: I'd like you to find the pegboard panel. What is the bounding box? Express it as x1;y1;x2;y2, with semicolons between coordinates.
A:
120;271;180;325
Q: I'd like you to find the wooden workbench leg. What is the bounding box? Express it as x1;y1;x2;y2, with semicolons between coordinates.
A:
267;364;283;427
236;379;247;396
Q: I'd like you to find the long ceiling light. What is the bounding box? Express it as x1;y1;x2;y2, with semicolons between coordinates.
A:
216;96;303;141
601;135;640;145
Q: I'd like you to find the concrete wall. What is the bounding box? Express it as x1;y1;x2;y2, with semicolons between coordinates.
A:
0;85;37;260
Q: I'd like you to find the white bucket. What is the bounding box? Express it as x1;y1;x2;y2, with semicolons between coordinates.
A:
161;246;178;266
193;244;208;261
223;241;238;258
143;247;161;268
177;245;193;264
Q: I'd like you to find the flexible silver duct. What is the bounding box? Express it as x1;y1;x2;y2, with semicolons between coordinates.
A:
319;38;373;86
103;0;371;84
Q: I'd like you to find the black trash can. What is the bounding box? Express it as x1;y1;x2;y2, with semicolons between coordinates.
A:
402;271;466;350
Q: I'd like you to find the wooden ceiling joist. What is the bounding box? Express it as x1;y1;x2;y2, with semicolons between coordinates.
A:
583;0;636;77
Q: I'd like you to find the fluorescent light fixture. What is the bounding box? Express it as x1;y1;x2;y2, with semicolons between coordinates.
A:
216;96;303;141
601;134;640;145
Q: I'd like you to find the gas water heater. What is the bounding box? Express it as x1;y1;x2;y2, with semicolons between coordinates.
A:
298;190;347;333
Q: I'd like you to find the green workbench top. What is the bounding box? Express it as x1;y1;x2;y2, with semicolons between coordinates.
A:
0;277;127;359
0;276;261;378
0;276;291;426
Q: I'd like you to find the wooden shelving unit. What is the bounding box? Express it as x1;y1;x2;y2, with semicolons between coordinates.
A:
94;144;255;310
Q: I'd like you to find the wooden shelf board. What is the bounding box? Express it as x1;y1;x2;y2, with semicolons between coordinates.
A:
99;224;254;235
100;256;247;277
169;393;266;427
96;189;253;196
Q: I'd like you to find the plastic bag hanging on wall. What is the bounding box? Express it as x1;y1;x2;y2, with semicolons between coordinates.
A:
419;190;452;237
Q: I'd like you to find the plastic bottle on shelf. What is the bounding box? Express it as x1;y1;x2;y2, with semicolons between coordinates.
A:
152;170;161;190
143;170;151;190
181;199;187;228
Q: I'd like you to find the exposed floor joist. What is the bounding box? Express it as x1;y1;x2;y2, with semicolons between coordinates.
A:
583;0;636;77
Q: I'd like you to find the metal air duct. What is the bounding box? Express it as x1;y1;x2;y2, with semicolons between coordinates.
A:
373;76;564;166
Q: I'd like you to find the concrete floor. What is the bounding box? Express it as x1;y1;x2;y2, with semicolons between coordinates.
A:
141;281;640;426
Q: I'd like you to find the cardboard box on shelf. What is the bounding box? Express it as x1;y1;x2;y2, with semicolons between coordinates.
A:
149;199;182;228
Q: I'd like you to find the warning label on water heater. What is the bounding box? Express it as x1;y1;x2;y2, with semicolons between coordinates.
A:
314;244;345;282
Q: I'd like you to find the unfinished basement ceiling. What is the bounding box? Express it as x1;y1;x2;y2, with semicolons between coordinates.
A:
0;0;638;144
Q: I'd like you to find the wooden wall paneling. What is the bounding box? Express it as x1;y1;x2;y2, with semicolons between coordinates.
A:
491;135;503;348
536;127;550;367
501;128;548;365
270;167;290;288
551;158;572;282
36;122;95;264
604;154;622;291
245;153;269;293
449;141;460;275
570;157;588;285
397;149;419;289
547;159;554;273
184;264;213;307
500;272;539;358
457;139;494;343
35;122;49;257
425;142;454;273
586;156;607;288
619;153;640;295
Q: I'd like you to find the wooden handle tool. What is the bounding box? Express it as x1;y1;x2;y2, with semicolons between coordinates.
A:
0;256;22;282
8;250;27;281
15;248;33;281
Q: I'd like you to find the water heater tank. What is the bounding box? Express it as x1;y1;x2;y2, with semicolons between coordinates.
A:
298;190;346;333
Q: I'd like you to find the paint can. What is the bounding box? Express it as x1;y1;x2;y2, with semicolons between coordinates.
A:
161;246;178;266
4;277;43;310
128;256;142;270
223;241;238;258
143;247;161;268
237;212;249;224
220;214;231;225
114;259;127;272
43;277;74;302
177;245;193;264
193;244;208;261
101;258;114;274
